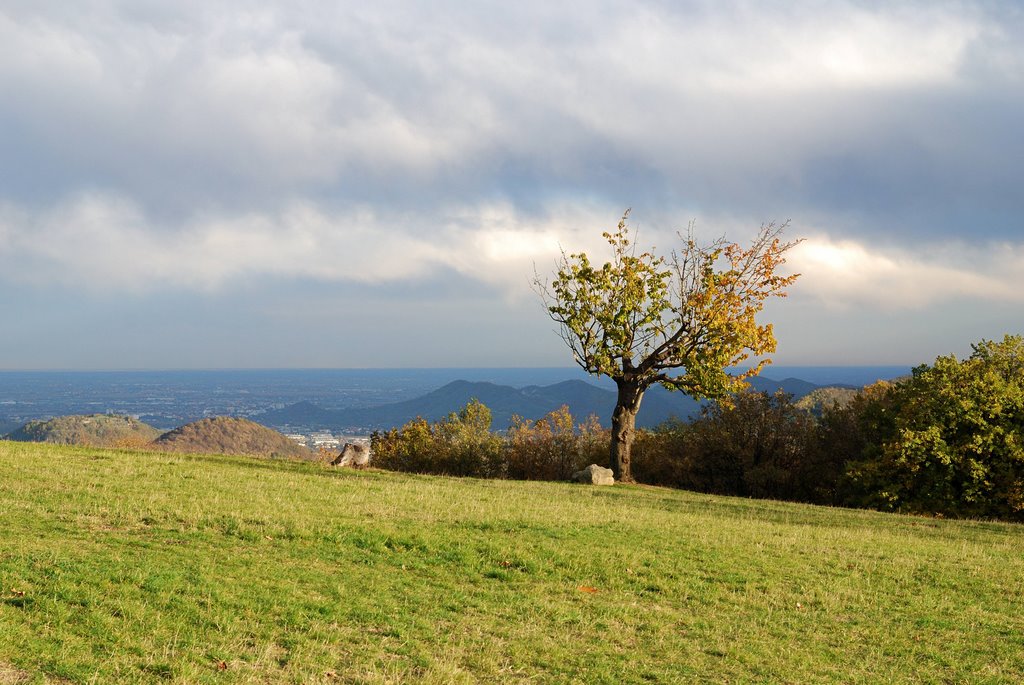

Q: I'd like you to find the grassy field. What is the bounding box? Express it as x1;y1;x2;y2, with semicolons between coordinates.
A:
1;441;1021;684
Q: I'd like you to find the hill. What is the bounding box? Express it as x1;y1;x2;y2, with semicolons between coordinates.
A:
795;386;860;416
256;375;836;431
152;416;314;460
248;400;338;427
5;413;162;447
1;440;1020;683
747;375;831;397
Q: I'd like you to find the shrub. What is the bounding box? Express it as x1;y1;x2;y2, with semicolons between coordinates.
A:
437;399;505;478
371;418;434;473
371;400;504;477
505;406;605;481
634;391;839;503
845;336;1024;520
816;380;896;504
631;421;692;488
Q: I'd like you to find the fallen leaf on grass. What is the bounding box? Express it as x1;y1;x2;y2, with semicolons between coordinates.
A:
578;585;599;594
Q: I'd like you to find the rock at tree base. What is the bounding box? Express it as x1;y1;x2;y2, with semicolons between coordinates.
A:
333;442;370;467
572;464;615;485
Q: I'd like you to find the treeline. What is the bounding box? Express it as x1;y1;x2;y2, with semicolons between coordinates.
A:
372;335;1024;522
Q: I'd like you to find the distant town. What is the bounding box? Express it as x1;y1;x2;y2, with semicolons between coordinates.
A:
281;430;372;451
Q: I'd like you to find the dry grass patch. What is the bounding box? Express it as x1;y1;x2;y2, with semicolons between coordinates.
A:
0;664;30;685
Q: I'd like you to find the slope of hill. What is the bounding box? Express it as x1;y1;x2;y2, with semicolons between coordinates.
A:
1;440;1020;683
795;386;860;416
153;416;314;460
5;413;162;447
256;375;841;432
344;380;538;427
252;400;338;427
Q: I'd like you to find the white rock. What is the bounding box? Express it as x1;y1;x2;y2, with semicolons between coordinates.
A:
333;442;370;467
571;463;615;485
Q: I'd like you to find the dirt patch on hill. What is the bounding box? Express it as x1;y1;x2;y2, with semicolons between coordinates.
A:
0;662;73;685
0;663;30;685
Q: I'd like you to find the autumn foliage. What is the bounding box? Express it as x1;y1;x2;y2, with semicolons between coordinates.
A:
370;400;505;477
536;211;800;482
370;335;1024;522
372;401;605;480
505;407;606;481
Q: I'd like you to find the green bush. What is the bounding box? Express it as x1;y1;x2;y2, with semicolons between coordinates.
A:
371;399;504;478
373;402;605;481
845;336;1024;520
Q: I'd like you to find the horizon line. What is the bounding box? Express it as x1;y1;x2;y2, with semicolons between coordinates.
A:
0;364;915;373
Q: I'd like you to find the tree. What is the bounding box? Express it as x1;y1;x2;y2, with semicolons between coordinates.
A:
535;211;800;482
845;335;1024;520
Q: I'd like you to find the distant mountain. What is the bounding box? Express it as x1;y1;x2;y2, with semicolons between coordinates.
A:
520;380;619;420
256;401;339;427
350;380;531;425
6;414;162;447
0;418;22;437
153;417;314;460
747;376;829;397
255;380;587;432
255;375;840;432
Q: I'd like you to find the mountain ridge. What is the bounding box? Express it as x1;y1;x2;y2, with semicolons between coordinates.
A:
255;375;847;432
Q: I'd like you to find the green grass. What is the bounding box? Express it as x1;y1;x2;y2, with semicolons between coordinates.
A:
1;441;1022;684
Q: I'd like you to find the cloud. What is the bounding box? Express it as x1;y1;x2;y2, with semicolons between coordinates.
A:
3;1;1021;228
2;1;1023;368
4;191;1019;318
789;235;1024;308
0;193;616;294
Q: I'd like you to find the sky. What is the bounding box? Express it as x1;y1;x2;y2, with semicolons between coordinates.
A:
1;0;1022;370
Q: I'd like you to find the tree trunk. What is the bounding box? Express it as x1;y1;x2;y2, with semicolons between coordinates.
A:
610;379;645;483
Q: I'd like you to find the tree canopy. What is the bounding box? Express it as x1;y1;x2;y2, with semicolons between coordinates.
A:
847;335;1024;520
536;211;800;481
